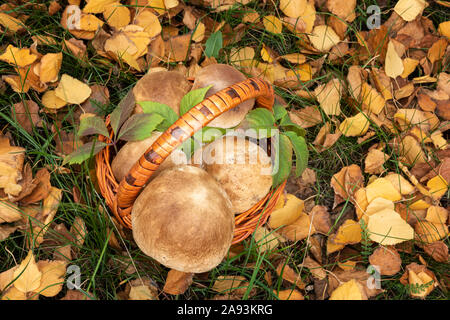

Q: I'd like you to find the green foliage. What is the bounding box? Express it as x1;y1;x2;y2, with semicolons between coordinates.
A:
78;115;109;138
245;106;309;187
137;101;179;131
179;85;213;116
62;141;108;165
117;113;164;141
204;31;223;58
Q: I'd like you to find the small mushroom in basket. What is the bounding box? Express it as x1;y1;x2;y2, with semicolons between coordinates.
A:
191;64;255;128
111;131;187;182
132;70;191;115
131;165;234;273
201;135;273;213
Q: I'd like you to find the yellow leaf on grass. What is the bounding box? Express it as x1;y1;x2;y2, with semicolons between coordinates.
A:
192;22;205;42
79;14;104;31
415;220;449;244
42;90;67;110
367;209;414;245
327;0;356;22
365;149;389;174
331;219;362;245
385;40;404;78
13;251;42;294
384;173;415;195
230;47;255;68
268;194;304;229
339;112;370;137
35;260;67;297
426;175;448;200
361;83;385;114
314;78;342;116
425;206;448;224
365;177;402;203
0;45;38;67
39;52;62;83
135;11;161;38
83;0;117;13
279;212;315;242
394;0;427;22
55;74;92;104
428;39;448;64
401;58;419;78
279;0;307;18
263;15;283;34
280;53;306;64
438;21;450;38
329;279;367;300
0;12;25;33
308;25;340;52
103;2;130;29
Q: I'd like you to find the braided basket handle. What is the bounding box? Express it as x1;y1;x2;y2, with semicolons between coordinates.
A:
114;78;275;219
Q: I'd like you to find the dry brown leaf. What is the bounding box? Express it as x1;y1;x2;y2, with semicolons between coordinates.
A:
11;100;41;134
425;206;448;224
365;149;389;174
369;246;402;276
300;256;326;280
163;270;193;295
309;205;331;234
20;168;51;205
135;11;161;38
327;0;356;22
165;34;191;62
428;39;448;64
0;12;25;33
212;275;246;293
0;201;22;223
330;164;364;207
253;226;283;252
422;241;448;263
276;261;305;290
415;220;448;244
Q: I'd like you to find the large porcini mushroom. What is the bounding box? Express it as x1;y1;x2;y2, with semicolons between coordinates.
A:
191;64;255;128
201;135;273;213
111;131;187;182
132;70;191;115
131;165;235;273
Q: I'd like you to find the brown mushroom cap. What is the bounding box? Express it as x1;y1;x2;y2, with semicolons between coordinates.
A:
111;131;187;182
131;165;234;273
191;64;255;128
133;70;191;115
202;135;273;213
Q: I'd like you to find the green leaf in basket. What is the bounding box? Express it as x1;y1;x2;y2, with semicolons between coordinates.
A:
179;85;213;116
204;31;223;58
110;89;136;136
273;104;288;121
117;113;164;142
283;131;309;177
194;126;226;144
77;115;109;138
62;141;108;166
271;133;293;188
245;108;276;138
138;101;179;131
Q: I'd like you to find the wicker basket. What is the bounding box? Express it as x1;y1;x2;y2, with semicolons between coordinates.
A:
95;77;286;244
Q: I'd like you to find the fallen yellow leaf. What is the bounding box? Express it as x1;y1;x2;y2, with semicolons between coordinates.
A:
55;74;92;104
367;209;414;245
